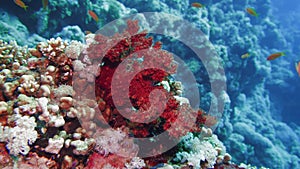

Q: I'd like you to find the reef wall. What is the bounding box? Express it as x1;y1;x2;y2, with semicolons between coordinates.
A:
0;0;300;168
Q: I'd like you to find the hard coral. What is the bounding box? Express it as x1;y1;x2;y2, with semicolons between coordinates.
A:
0;37;93;168
36;37;73;85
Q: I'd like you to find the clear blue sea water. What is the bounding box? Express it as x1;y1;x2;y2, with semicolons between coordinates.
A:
271;0;300;125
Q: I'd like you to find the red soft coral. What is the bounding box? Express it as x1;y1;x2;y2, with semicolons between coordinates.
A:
90;20;206;140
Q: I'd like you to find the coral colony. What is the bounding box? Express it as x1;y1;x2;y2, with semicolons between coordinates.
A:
3;0;300;168
0;20;261;169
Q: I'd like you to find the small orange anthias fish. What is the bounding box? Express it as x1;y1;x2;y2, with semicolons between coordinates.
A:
88;10;99;23
267;52;285;61
295;61;300;76
246;7;258;17
191;2;205;8
14;0;28;11
42;0;49;10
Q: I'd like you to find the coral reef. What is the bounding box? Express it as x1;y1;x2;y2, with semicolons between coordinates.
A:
1;0;137;40
0;36;93;168
0;9;45;47
1;0;300;168
0;9;29;46
111;0;300;168
0;19;225;169
54;25;85;42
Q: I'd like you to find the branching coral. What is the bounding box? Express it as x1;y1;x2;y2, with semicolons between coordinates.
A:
53;84;74;98
0;37;93;168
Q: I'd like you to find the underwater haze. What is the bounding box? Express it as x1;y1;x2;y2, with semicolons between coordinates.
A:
271;0;300;125
0;0;299;169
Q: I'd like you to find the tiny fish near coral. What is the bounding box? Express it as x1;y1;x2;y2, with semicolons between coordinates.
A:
246;7;258;17
241;53;250;59
295;61;300;77
191;2;205;8
88;10;99;23
14;0;28;11
267;52;285;61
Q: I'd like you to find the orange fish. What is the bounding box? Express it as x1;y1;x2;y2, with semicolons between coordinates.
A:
295;61;300;77
246;7;258;17
191;2;205;8
88;10;99;23
14;0;28;11
267;52;285;61
42;0;48;10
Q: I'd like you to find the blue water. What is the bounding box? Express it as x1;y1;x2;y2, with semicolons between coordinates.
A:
270;0;300;125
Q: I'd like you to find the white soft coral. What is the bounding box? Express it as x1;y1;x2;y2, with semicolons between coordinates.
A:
95;128;127;156
0;115;38;156
94;128;138;157
175;132;221;168
124;157;146;169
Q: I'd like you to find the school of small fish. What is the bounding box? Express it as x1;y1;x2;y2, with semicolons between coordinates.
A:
12;0;300;78
191;2;299;78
